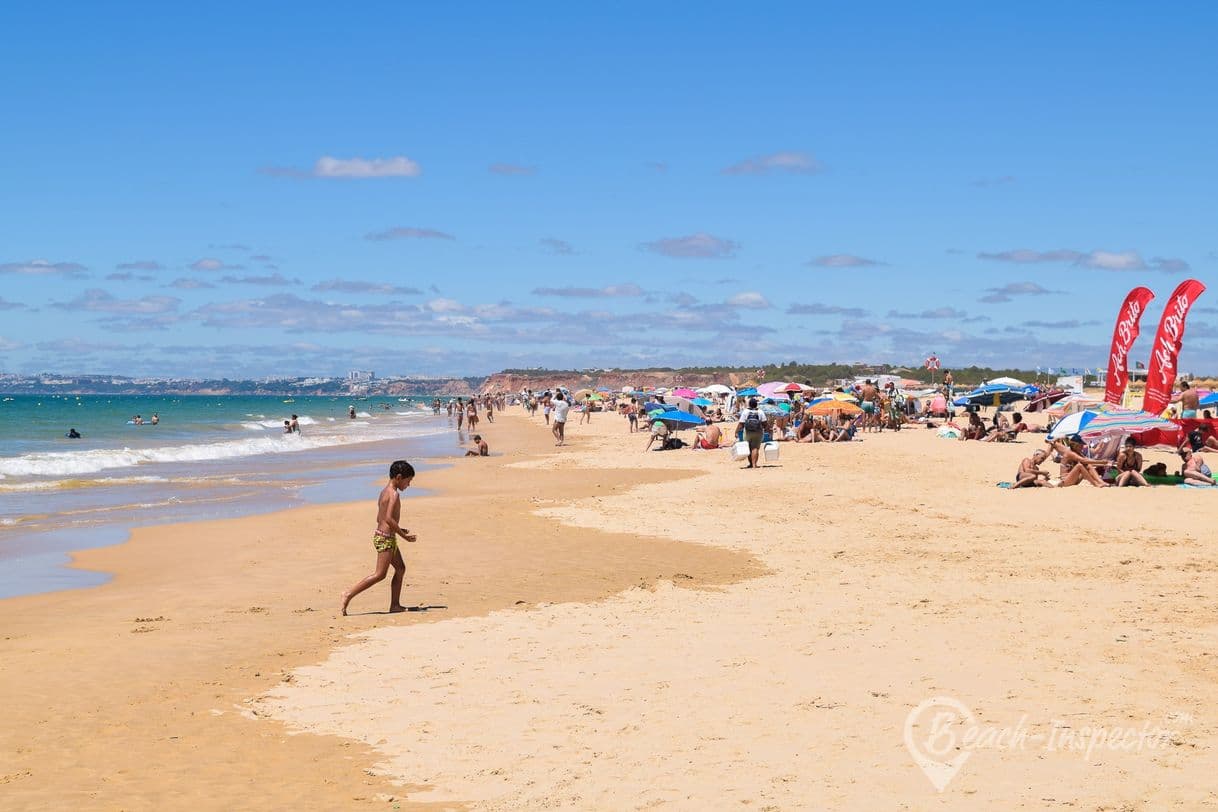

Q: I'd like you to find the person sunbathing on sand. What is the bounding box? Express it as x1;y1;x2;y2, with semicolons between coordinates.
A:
694;421;721;449
1050;436;1110;487
1012;449;1054;487
1180;447;1216;486
341;460;417;616
1116;437;1148;487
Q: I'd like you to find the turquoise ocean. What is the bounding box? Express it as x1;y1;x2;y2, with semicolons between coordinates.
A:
0;394;463;599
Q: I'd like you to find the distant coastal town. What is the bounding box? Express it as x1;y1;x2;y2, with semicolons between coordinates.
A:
0;361;1162;398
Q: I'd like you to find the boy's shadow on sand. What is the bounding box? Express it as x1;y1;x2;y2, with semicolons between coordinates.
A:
350;604;449;616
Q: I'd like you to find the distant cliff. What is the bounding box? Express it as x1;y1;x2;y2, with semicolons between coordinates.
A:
478;369;752;395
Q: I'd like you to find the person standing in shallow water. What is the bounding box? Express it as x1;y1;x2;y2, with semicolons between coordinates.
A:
341;460;417;615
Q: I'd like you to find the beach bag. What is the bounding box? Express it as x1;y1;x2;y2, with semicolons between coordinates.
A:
743;410;764;432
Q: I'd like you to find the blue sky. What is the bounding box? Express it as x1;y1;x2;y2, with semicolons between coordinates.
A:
1;2;1215;377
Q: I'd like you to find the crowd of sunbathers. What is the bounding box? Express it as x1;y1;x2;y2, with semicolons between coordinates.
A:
1012;429;1216;488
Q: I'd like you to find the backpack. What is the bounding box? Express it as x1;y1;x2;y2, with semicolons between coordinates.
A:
743;410;764;432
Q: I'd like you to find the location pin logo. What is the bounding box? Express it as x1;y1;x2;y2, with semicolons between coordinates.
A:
904;695;975;792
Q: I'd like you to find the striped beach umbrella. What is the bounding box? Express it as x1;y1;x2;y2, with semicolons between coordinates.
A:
1048;407;1175;441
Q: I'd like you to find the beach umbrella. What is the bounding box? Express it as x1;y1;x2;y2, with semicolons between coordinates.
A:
952;384;1025;407
664;395;705;415
778;382;806;394
1045;393;1104;417
831;391;859;402
736;387;759;397
648;408;666;418
809;400;863;416
653;409;705;428
757;381;789;399
573;388;595;402
672;387;699;398
643;401;667;413
691;397;713;406
1200;391;1218;407
698;384;734;395
1047;408;1175;441
759;403;786;416
986;376;1028;388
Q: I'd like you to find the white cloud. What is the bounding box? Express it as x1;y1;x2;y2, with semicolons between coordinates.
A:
365;227;456;241
726;291;771;309
808;254;883;268
219;273;300;286
787;302;867;317
532;284;643;298
426;298;466;313
641;233;738;259
311;280;422;296
51;289;180;315
540;238;575;255
116;260;164;271
1074;250;1147;271
978;248;1188;272
0;259;87;277
314;156;421;178
167;278;216;290
0;336;22;351
722;151;821;175
978;281;1059;303
191;257;243;272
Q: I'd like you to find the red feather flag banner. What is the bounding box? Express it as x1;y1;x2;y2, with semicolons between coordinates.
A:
1103;286;1155;405
1142;279;1207;415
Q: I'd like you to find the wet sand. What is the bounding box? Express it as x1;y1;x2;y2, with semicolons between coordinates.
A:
0;412;761;810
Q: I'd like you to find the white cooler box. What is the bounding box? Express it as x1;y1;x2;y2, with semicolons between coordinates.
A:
762;441;780;462
730;441;750;461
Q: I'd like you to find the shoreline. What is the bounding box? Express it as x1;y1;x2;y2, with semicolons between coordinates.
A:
0;411;762;810
0;413;460;600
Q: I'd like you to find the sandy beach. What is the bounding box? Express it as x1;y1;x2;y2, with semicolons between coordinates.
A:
4;409;1218;809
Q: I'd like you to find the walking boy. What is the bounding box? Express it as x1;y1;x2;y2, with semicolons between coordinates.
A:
341;460;417;615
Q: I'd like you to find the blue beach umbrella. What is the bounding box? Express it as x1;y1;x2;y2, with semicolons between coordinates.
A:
654;409;706;428
736;387;759;397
